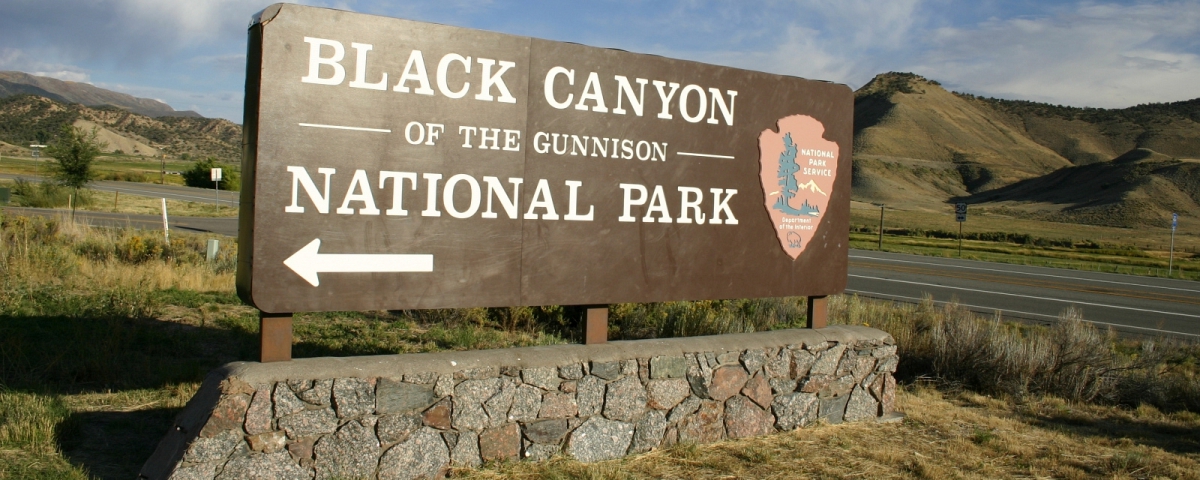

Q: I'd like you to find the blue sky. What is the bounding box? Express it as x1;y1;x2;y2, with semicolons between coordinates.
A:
2;0;1197;123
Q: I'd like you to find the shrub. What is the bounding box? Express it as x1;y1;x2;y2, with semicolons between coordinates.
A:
182;157;240;191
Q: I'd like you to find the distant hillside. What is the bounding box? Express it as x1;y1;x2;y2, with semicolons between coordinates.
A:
0;71;202;118
851;72;1200;227
0;95;240;161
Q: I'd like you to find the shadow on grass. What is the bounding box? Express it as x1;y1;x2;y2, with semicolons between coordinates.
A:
59;408;179;480
1023;410;1200;457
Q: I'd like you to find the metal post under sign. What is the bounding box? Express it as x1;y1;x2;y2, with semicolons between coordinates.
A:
211;168;223;203
1169;213;1177;276
956;203;967;257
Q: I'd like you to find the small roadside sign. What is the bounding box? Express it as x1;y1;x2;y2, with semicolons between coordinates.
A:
955;203;967;223
1172;213;1178;231
211;168;223;182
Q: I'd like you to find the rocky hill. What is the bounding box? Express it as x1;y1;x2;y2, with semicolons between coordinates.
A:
851;72;1200;228
0;71;202;118
0;94;240;161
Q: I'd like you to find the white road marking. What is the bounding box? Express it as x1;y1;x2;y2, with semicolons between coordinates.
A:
298;123;392;133
845;289;1200;338
850;253;1200;294
677;152;735;159
849;274;1200;319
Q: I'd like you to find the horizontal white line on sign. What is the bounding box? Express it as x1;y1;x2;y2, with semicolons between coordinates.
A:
298;123;392;133
677;152;735;159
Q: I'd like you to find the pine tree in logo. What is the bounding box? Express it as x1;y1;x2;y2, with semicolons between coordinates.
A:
773;133;804;215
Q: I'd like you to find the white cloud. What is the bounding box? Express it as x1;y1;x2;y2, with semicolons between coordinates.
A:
912;2;1200;107
0;48;92;83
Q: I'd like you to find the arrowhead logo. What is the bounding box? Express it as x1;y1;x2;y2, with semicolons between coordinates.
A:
283;238;434;287
758;115;839;260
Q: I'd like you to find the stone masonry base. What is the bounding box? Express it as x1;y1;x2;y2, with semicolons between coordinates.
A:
139;326;898;480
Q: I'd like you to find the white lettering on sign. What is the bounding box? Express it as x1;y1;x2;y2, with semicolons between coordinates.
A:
618;184;738;225
300;37;516;103
532;132;667;162
545;69;737;125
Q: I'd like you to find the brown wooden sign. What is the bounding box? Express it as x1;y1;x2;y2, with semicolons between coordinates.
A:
238;4;852;313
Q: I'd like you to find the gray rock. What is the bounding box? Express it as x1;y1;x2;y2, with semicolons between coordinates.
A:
872;345;898;358
566;417;634;463
763;348;793;379
524;443;560;462
806;341;832;354
297;379;333;406
559;363;584;380
629;410;667;454
403;372;437;385
740;348;768;376
809;345;846;376
215;451;313;480
772;392;818;431
314;418;382;480
667;396;701;424
769;378;799;395
646;379;691;410
649;355;688;379
332;378;375;419
450;431;481;467
522;367;561;390
704;352;719;368
508;384;542;422
377;379;437;415
686;356;715;399
273;384;306;418
455;366;499;380
377;413;423;445
484;378;517;426
433;374;455;398
850;355;877;380
818;393;851;425
741;374;774;409
539;392;578;419
247;431;287;454
169;462;219;480
791;350;816;379
603;376;647;422
452;378;501;431
286;379;312;393
576;375;605;417
843;386;879;422
620;359;639;376
378;427;450;480
524;418;569;444
876;356;899;374
245;385;273;435
590;361;622;380
716;352;740;366
183;429;242;463
826;375;858;398
278;408;338;438
724;396;774;439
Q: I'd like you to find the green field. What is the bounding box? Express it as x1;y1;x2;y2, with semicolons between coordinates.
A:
1;215;1198;479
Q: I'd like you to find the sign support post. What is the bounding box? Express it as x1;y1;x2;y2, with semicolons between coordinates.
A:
955;203;967;258
585;306;608;345
259;311;293;362
878;204;884;250
806;296;827;329
1169;213;1177;277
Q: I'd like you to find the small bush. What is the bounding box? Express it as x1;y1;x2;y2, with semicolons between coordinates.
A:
182;157;240;191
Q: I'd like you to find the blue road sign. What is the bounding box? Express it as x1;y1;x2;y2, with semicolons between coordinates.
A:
1173;213;1178;230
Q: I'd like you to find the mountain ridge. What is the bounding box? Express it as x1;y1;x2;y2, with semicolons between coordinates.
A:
0;71;202;119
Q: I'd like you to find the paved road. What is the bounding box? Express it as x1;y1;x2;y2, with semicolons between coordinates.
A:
0;173;239;206
2;207;239;236
847;249;1200;339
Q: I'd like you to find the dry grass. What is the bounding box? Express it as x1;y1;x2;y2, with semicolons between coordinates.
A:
458;385;1200;479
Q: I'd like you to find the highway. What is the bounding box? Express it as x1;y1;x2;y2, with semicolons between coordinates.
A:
0;173;240;206
3;176;1197;338
847;250;1200;339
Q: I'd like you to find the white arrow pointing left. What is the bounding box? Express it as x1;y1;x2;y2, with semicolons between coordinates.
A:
283;238;433;287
